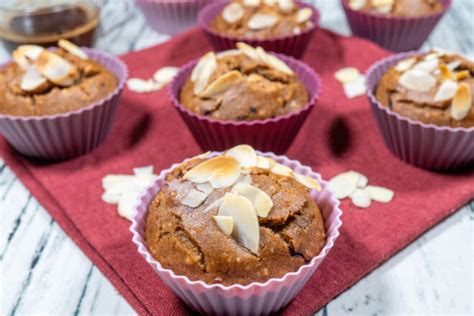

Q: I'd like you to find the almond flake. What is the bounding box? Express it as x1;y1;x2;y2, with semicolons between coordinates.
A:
394;57;416;72
265;53;294;75
328;171;359;199
451;83;472;120
35;50;79;86
293;173;321;191
12;45;44;69
243;0;260;7
434;80;458;103
438;63;454;81
196;182;214;195
454;70;469;81
271;163;293;177
133;166;154;175
236;42;259;60
183;155;241;188
226;144;257;168
399;69;436;92
180;189;209;208
192;52;217;95
233;174;253;187
374;4;392;13
58;39;88;60
127;78;162;93
351;188;371;208
372;0;394;6
295;8;312;24
223;3;244;23
203;197;224;213
334;67;361;84
343;75;366;98
218;193;260;254
352;171;368;188
263;0;276;5
279;0;294;12
117;191;139;221
232;183;273;217
102;174;136;191
153;67;178;86
248;14;279;30
293;26;301;35
20;67;48;93
256;155;276;169
366;185;394;203
217;49;242;59
414;58;439;73
199;70;243;98
213;216;234;235
348;0;366;10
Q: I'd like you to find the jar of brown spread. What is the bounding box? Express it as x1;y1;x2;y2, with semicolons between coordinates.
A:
0;0;100;53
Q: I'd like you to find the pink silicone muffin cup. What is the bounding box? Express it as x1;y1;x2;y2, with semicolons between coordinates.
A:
136;0;214;36
366;52;474;170
0;48;128;161
341;0;452;52
169;53;321;154
130;150;343;315
198;1;319;59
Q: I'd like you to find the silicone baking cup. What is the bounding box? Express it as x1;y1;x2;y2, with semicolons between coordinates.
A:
0;48;128;160
130;150;343;315
169;53;321;154
136;0;214;36
198;1;319;58
341;0;452;52
366;52;474;170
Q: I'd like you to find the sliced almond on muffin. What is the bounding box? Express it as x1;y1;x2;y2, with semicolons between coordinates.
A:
35;50;79;86
180;188;209;208
192;52;217;95
295;8;312;24
213;215;234;235
226;144;257;168
293;173;321;191
12;45;45;69
399;69;436;92
184;155;241;188
248;14;279;30
451;83;472;120
20;67;49;93
232;183;273;217
199;70;243;98
236;42;259;60
58;39;88;60
223;2;244;23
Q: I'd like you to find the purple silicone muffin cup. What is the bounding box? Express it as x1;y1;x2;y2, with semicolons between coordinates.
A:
366;52;474;170
198;1;319;59
130;150;343;315
169;53;321;154
0;48;128;161
341;0;452;52
136;0;214;36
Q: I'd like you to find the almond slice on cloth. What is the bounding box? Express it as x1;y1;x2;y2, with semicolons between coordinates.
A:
35;50;79;86
399;69;436;92
133;165;154;175
218;193;260;254
102;174;136;191
366;185;394;203
243;0;260;7
328;171;359;199
343;75;366;99
20;67;49;93
232;183;273;217
348;0;366;10
295;8;312;24
293;173;321;191
256;155;276;169
352;171;368;188
213;216;234;235
394;57;417;72
351;188;372;208
451;83;472;120
226;144;257;168
184;155;241;188
199;70;243;98
434;80;458;103
153;67;179;86
58;39;88;60
180;189;209;208
278;0;294;12
334;67;361;84
271;163;293;177
127;78;162;93
223;2;244;23
203;197;224;213
12;45;44;69
117;191;139;221
236;42;259;60
248;14;279;30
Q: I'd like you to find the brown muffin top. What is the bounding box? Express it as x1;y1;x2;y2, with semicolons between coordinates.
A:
145;145;326;286
211;0;314;39
0;40;118;116
179;43;309;121
375;50;474;128
347;0;443;16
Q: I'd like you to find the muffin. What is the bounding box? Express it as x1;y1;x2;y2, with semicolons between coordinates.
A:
347;0;443;16
375;50;473;128
169;43;321;153
198;0;319;58
342;0;451;52
131;145;342;314
145;145;325;285
0;42;118;116
211;0;314;39
179;43;309;121
0;40;127;160
366;50;474;170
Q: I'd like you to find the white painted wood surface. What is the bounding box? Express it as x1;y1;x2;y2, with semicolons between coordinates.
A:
1;0;473;315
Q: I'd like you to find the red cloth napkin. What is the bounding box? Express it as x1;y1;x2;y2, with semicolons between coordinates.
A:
1;28;473;316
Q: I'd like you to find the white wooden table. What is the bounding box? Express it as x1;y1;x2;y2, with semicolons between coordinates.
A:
1;1;473;315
